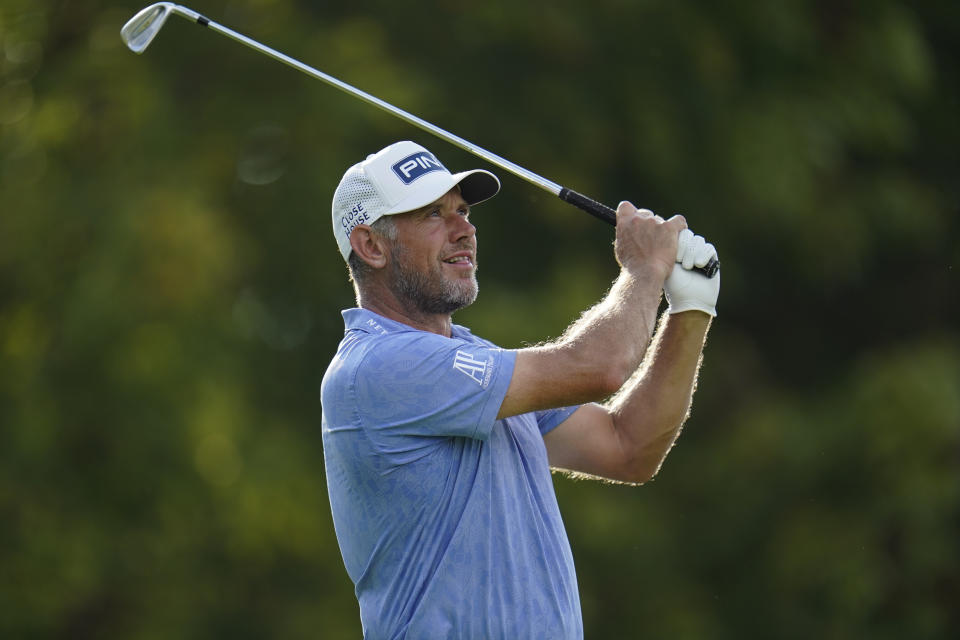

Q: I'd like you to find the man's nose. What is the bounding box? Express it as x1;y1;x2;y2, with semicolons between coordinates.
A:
449;214;476;241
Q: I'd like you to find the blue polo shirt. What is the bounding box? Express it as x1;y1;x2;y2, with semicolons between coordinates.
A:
321;308;582;639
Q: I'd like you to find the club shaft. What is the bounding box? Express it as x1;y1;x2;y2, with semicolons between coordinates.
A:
170;6;563;197
150;4;718;277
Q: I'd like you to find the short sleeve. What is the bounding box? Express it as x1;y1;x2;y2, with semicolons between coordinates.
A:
535;406;581;436
353;331;516;444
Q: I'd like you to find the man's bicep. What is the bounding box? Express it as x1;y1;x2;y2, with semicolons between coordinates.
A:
542;403;635;482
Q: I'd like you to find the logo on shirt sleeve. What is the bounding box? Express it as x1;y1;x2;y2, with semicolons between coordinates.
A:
453;350;494;387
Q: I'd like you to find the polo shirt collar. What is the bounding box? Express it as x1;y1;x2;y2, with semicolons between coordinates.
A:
342;308;476;341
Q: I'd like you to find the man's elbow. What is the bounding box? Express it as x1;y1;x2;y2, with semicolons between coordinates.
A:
568;363;630;402
619;460;659;485
555;341;638;401
620;430;682;484
596;359;634;397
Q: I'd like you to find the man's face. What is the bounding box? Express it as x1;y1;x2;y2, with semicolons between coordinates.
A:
386;188;478;315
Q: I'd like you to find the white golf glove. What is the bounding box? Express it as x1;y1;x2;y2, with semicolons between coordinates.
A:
664;229;720;317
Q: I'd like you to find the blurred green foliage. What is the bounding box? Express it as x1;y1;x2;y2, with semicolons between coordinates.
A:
1;0;957;637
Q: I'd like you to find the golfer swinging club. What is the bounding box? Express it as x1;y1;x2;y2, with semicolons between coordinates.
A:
321;141;720;639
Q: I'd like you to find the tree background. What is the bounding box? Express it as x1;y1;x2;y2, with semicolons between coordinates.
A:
1;0;958;637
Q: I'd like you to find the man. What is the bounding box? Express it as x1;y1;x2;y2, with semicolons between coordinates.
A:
321;141;720;639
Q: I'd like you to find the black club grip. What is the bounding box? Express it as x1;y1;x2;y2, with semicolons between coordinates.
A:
558;188;719;278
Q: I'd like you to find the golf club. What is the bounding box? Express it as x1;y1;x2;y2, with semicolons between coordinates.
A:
121;2;719;277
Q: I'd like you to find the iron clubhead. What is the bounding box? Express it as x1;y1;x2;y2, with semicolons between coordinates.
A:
121;2;176;53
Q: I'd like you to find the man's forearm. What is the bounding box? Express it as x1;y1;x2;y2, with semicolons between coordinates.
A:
607;310;712;481
555;268;665;389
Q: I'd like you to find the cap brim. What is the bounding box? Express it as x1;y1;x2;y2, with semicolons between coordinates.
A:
455;169;500;207
382;169;501;217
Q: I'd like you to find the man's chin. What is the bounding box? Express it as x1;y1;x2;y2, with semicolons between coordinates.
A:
442;285;478;314
439;282;479;315
390;261;478;315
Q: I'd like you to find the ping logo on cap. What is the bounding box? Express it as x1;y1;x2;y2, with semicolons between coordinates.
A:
391;151;446;184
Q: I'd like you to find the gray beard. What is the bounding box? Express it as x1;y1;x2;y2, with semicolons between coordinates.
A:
388;243;478;315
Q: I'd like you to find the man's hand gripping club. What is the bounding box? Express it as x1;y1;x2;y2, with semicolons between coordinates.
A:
614;201;720;316
613;203;687;282
664;229;720;317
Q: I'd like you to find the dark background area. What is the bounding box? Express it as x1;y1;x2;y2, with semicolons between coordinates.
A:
1;0;957;637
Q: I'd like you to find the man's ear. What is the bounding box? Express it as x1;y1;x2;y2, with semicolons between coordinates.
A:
349;225;389;269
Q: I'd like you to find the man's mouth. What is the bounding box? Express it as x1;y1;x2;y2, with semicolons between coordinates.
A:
443;252;474;267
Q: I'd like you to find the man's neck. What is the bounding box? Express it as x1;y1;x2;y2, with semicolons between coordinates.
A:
357;287;454;337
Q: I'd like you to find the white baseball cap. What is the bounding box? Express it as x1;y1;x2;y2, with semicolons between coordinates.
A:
331;141;500;260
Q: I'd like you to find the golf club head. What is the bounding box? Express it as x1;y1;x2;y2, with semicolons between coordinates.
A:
121;2;176;53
